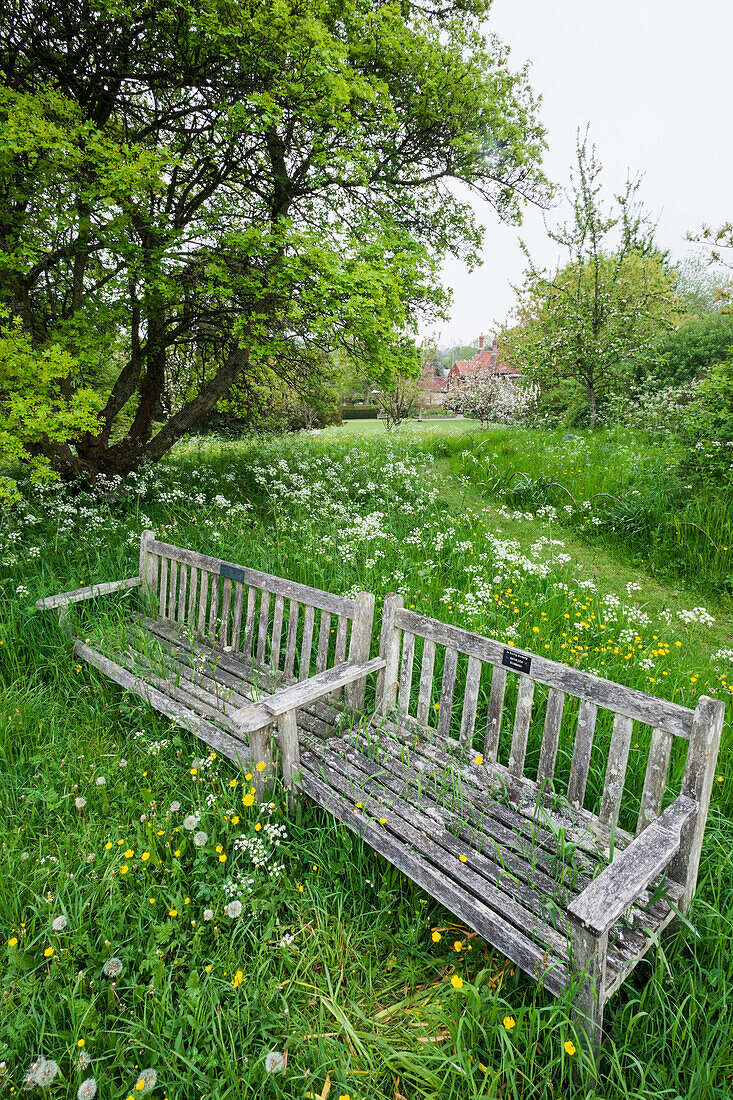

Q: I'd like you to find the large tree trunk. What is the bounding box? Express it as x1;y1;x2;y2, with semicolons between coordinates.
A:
587;379;597;428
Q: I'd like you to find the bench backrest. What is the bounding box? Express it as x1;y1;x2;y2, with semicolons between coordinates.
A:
377;594;724;844
138;531;375;705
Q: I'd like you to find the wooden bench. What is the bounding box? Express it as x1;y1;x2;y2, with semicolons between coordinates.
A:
292;595;723;1046
36;531;385;799
38;539;724;1047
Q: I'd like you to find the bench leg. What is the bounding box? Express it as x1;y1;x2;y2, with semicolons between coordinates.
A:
249;723;274;801
570;919;607;1054
277;708;301;814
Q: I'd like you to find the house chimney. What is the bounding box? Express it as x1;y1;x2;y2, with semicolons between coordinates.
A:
479;333;484;351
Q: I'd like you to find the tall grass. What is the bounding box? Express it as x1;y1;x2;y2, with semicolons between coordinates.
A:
0;425;731;1098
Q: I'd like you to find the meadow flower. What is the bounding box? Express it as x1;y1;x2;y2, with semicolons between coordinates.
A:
564;1040;576;1056
431;931;441;943
450;976;463;989
232;970;244;987
226;901;242;918
103;957;123;978
96;776;106;786
52;915;67;931
183;814;199;831
75;1051;92;1071
75;797;87;809
31;1058;59;1087
194;831;207;847
169;801;181;812
264;1051;285;1074
44;946;54;958
134;1068;157;1094
77;1078;98;1100
203;909;214;921
503;1016;516;1030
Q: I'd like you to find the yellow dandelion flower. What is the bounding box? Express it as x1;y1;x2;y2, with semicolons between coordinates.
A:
8;937;18;947
149;898;155;904
298;885;304;893
229;778;238;788
231;815;240;825
142;852;150;861
205;965;212;973
245;772;252;781
242;793;255;807
117;839;124;846
313;864;318;871
717;776;724;782
120;865;129;874
216;845;223;854
431;931;441;943
77;1039;85;1048
255;822;262;832
355;801;362;810
124;849;134;859
450;975;463;989
190;768;198;776
564;1040;576;1056
184;897;190;905
474;755;483;766
135;1081;145;1091
169;909;177;917
44;946;54;958
174;849;181;857
218;854;227;863
459;855;468;863
503;1016;516;1030
379;818;386;825
255;761;266;772
454;940;462;952
104;842;113;850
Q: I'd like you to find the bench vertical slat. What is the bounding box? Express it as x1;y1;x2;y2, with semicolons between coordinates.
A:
187;565;198;628
284;600;300;678
599;714;634;828
459;655;482;751
398;631;416;713
415;638;436;726
158;556;169;620
243;585;257;656
567;699;598;808
207;572;220;643
256;589;270;664
329;613;350;702
316;611;331;673
636;726;674;834
376;593;404;715
231;581;244;653
536;687;565;785
484;665;507;762
168;559;178;622
344;592;375;713
197;570;209;634
220;577;232;649
508;674;534;777
177;562;188;623
437;647;458;738
271;594;285;673
300;604;315;680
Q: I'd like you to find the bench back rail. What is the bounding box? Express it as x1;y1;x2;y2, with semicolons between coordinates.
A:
377;594;723;905
139;531;374;712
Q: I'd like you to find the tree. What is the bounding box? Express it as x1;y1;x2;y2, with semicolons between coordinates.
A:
0;0;549;489
444;370;538;424
503;136;681;426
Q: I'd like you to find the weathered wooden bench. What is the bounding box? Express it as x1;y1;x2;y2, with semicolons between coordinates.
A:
36;531;385;797
38;538;724;1047
289;595;723;1045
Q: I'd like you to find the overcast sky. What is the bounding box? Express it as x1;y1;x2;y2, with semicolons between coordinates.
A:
432;0;733;347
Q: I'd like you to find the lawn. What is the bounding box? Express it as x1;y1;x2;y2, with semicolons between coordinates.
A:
1;425;731;1099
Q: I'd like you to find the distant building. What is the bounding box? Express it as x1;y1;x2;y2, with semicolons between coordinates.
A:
447;334;519;387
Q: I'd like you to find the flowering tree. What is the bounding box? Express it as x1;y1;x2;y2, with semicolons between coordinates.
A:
503;136;682;426
444;371;538;425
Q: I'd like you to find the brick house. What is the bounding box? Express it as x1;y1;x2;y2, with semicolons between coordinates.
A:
447;334;519;387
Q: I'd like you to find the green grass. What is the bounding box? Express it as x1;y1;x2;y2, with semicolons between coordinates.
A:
1;425;731;1099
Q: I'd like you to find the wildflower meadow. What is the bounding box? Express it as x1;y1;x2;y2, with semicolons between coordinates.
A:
1;422;731;1099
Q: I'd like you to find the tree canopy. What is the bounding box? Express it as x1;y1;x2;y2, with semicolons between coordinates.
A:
0;0;549;487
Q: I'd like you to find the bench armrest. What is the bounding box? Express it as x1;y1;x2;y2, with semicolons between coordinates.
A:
232;656;386;734
567;795;699;937
35;577;141;611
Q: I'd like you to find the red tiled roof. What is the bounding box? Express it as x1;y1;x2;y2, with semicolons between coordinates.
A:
447;339;518;382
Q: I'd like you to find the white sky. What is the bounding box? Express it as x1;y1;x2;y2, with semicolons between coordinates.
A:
432;0;733;347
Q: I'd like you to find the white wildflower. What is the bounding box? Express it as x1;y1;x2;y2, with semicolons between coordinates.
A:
134;1068;157;1094
193;831;207;847
203;909;214;921
96;776;106;786
183;814;199;831
265;1051;286;1074
226;900;242;919
169;801;181;812
77;1079;97;1100
75;797;87;810
102;957;123;978
52;915;67;932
